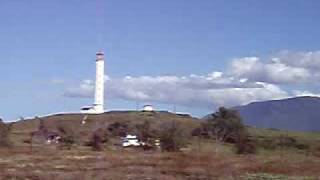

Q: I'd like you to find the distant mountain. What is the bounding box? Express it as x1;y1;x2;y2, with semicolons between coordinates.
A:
234;96;320;132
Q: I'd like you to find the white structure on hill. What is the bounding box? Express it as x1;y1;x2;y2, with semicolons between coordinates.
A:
122;135;144;147
143;105;154;112
81;51;105;114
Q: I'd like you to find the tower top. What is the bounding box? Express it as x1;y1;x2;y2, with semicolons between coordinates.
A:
96;50;104;61
96;50;104;56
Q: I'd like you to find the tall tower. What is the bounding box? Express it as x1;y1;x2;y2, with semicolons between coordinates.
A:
93;51;105;113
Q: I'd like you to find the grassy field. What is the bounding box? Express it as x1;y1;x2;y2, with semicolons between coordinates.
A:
1;111;320;179
1;144;320;180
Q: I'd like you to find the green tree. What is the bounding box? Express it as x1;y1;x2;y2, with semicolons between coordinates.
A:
206;107;245;142
206;107;255;154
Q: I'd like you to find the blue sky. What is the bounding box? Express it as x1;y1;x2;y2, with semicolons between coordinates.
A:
1;0;320;121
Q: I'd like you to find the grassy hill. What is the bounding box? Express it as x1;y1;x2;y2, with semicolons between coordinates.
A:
2;111;320;179
10;111;200;146
12;111;198;131
9;110;320;153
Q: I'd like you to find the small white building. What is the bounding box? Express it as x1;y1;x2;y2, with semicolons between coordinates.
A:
143;105;154;112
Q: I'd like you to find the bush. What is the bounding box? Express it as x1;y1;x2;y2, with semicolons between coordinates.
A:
159;121;187;152
311;145;320;157
206;107;246;143
276;136;296;147
135;120;159;141
205;107;256;154
234;128;257;154
89;128;108;151
191;125;210;138
257;138;278;150
107;122;129;137
0;120;12;148
57;125;76;150
235;139;257;154
256;137;278;150
295;143;310;150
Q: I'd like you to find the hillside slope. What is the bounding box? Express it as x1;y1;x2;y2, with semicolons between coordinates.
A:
234;96;320;132
10;111;200;145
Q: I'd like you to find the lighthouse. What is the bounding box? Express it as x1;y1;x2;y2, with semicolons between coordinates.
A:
81;51;105;114
93;51;105;113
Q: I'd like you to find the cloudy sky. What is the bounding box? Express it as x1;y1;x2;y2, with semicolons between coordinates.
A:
1;0;320;120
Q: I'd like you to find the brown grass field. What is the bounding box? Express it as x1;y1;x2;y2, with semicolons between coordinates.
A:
1;112;320;180
1;142;320;180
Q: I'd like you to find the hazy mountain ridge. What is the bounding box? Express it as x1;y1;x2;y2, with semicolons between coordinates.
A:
234;96;320;132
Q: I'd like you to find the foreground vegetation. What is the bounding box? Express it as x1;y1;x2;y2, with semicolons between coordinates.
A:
1;109;320;179
0;144;319;179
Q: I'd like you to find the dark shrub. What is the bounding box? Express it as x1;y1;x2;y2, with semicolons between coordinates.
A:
206;107;246;143
295;143;310;150
235;140;257;154
135;120;154;142
107;122;128;137
205;107;255;154
191;126;210;138
90;128;108;151
312;145;320;157
159;121;187;152
276;136;296;147
234;130;257;154
23;139;32;144
257;138;278;150
57;125;76;150
0;120;12;147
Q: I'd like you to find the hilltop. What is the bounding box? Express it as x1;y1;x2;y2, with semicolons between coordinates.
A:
9;111;200;146
11;111;198;131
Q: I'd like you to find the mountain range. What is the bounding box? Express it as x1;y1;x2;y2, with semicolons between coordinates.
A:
234;96;320;132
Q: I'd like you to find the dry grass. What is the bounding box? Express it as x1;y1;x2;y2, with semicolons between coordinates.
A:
3;112;320;179
0;146;319;180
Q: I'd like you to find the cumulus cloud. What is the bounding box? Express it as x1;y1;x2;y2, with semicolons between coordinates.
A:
62;50;320;109
228;56;311;84
64;73;288;108
276;50;320;70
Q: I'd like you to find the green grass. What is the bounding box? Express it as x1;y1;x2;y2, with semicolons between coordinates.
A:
248;127;320;141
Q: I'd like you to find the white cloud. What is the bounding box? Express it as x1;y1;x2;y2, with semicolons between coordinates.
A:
62;50;320;109
64;79;94;98
275;50;320;70
206;82;288;107
228;56;311;84
292;90;320;97
64;73;288;109
227;50;320;85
